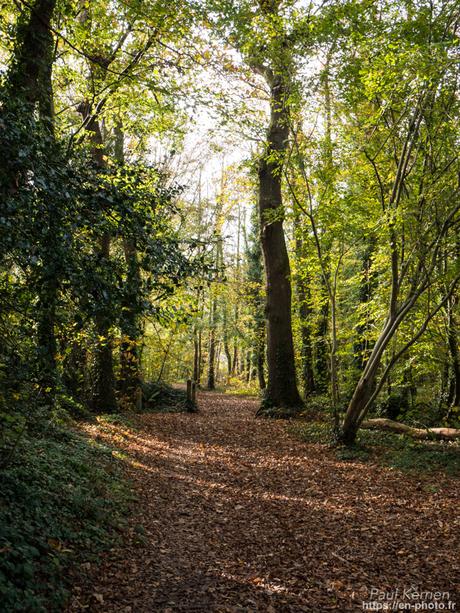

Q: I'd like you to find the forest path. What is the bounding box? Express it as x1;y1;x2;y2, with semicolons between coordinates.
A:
71;391;459;612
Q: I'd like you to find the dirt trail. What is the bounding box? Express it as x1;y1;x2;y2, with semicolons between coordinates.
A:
70;391;460;612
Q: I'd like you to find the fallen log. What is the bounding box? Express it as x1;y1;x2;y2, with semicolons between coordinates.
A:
361;418;460;441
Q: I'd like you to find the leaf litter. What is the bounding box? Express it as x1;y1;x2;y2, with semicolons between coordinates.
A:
68;391;460;612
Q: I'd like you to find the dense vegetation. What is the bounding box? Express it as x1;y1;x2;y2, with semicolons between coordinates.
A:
0;0;459;609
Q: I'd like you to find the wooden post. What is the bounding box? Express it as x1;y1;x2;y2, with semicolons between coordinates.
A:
186;379;197;412
192;381;196;404
136;385;143;411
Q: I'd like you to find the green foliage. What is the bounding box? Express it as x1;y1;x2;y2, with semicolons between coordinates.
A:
224;378;261;397
0;6;459;611
0;421;132;612
0;87;204;412
289;420;334;444
96;413;138;431
385;440;460;477
291;421;460;477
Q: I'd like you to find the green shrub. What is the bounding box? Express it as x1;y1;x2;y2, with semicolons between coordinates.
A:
0;421;131;611
141;380;189;412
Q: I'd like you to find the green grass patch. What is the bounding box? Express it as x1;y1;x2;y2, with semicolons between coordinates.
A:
0;419;133;612
289;421;460;477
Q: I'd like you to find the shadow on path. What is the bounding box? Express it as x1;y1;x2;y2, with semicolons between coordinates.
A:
69;391;460;612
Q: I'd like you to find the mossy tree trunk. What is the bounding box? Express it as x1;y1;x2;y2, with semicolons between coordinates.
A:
77;105;117;412
114;124;142;408
4;0;58;400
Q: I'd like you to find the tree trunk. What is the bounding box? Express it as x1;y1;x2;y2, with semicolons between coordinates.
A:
119;237;142;406
447;295;460;407
193;327;200;384
246;203;266;391
294;216;315;397
114;124;142;408
340;377;375;444
92;233;118;412
330;292;339;414
232;203;241;376
299;296;315;396
445;232;460;406
361;418;460;441
353;241;376;370
193;325;203;386
223;305;232;381
6;0;56;123
207;298;217;390
258;72;301;410
245;351;252;383
4;0;58;399
256;339;266;391
340;313;401;444
231;344;238;376
315;263;330;393
78;105;117;412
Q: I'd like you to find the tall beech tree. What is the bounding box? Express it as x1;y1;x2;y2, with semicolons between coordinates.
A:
250;1;303;409
204;0;312;409
255;50;301;408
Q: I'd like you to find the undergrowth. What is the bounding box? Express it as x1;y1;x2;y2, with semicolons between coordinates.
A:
141;380;192;412
290;421;460;477
223;378;261;397
0;416;133;612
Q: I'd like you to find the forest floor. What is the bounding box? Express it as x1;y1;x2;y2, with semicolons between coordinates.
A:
69;391;460;612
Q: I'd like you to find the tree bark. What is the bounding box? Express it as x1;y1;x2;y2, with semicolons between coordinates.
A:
353;241;376;370
114;124;142;408
119;237;142;405
256;340;266;391
223;305;232;381
246;203;266;391
258;72;301;410
7;0;56;123
361;418;460;441
78;104;117;412
315;281;330;393
193;328;200;383
206;296;217;390
447;293;460;407
92;233;117;412
294;217;315;396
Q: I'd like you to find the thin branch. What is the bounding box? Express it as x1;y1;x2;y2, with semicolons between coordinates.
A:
357;272;460;424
